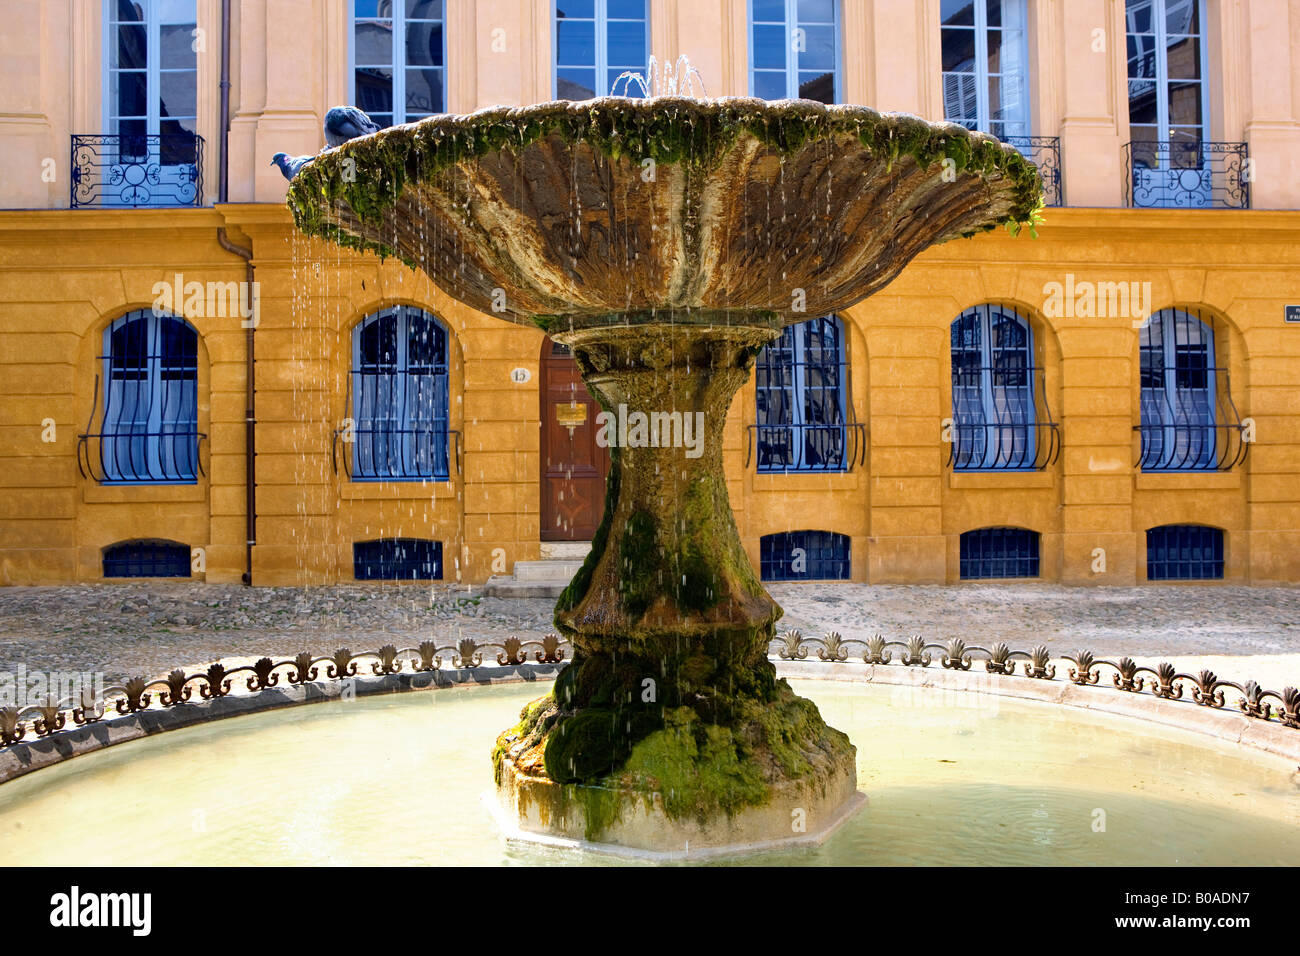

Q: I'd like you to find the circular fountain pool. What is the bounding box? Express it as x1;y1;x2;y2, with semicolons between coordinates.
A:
1;678;1296;866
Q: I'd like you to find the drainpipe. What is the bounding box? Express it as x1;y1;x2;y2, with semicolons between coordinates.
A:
218;228;256;587
216;0;256;585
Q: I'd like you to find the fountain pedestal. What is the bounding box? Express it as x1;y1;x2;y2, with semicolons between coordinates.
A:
492;315;859;850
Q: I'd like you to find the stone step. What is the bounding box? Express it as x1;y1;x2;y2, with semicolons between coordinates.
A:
539;541;592;560
512;559;585;582
481;576;568;599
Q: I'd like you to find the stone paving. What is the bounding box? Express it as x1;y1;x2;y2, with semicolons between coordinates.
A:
0;580;1296;688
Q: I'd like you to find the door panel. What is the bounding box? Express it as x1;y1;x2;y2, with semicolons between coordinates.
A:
540;338;609;541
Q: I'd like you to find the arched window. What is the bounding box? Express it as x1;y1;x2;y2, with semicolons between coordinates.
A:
354;538;442;580
103;539;191;578
555;0;649;100
950;304;1037;470
1146;524;1223;580
350;0;446;127
749;0;840;103
94;309;199;483
760;531;850;581
941;0;1030;140
350;305;450;480
1138;309;1216;471
754;315;848;473
960;527;1039;579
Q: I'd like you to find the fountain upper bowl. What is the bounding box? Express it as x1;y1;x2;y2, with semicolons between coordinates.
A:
287;96;1043;326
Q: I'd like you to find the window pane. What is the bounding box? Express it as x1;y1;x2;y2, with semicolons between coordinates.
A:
607;0;647;17
356;68;394;118
157;0;195;23
557;67;597;100
1166;81;1202;127
1165;34;1201;80
941;0;976;26
556;0;596;17
753;0;785;21
354;20;393;65
607;19;646;68
406;68;444;115
159;70;196;120
942;27;975;71
799;23;836;71
407;0;443;16
160;25;196;68
752;70;788;100
114;70;148;118
798;0;835;22
798;71;834;103
752;23;786;70
404;20;444;67
557;18;596;65
115;22;148;69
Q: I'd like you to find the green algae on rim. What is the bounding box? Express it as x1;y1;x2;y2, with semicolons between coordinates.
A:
285;95;1046;287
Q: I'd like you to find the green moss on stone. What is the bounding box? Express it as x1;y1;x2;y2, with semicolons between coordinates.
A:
615;707;770;823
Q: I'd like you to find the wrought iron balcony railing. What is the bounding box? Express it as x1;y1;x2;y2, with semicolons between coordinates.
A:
948;363;1061;472
745;422;867;473
947;420;1062;471
70;133;204;208
1124;140;1249;209
1004;136;1062;207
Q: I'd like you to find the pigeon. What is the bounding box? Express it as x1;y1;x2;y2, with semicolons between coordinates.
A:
270;152;313;180
324;106;381;148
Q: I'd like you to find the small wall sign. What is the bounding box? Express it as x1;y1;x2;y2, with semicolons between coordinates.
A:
510;367;532;384
1286;305;1300;324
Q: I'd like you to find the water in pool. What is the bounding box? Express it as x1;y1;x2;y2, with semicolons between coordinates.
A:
1;678;1296;865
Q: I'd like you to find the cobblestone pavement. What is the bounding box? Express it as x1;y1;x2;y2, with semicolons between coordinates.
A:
0;581;1297;687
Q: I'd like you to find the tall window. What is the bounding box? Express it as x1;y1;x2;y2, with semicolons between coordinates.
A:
97;310;199;484
749;0;840;103
351;0;446;127
104;0;198;176
755;315;847;473
941;0;1030;139
555;1;649;100
1139;309;1216;471
1126;0;1208;150
950;305;1037;471
351;306;450;481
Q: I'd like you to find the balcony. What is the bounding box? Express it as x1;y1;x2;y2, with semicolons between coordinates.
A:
1124;141;1249;209
1005;136;1062;207
70;133;204;209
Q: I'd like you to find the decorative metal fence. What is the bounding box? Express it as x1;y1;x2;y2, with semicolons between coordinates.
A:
1123;141;1249;209
770;630;1300;729
70;133;204;208
745;421;867;472
3;631;1297;754
1004;136;1062;207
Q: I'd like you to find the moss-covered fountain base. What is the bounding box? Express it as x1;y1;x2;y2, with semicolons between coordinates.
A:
494;697;860;856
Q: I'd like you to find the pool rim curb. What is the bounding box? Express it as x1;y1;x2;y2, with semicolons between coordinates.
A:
3;656;1297;787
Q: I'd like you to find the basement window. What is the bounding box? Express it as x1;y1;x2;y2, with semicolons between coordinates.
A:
353;539;443;580
103;540;191;578
960;527;1040;579
759;530;850;581
1146;524;1224;580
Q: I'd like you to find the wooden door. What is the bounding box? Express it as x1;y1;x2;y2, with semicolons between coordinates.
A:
540;338;609;540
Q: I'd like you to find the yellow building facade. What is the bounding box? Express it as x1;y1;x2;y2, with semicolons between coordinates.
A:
2;0;1299;587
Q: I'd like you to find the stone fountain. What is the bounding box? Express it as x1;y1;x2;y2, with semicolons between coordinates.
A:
287;96;1043;854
